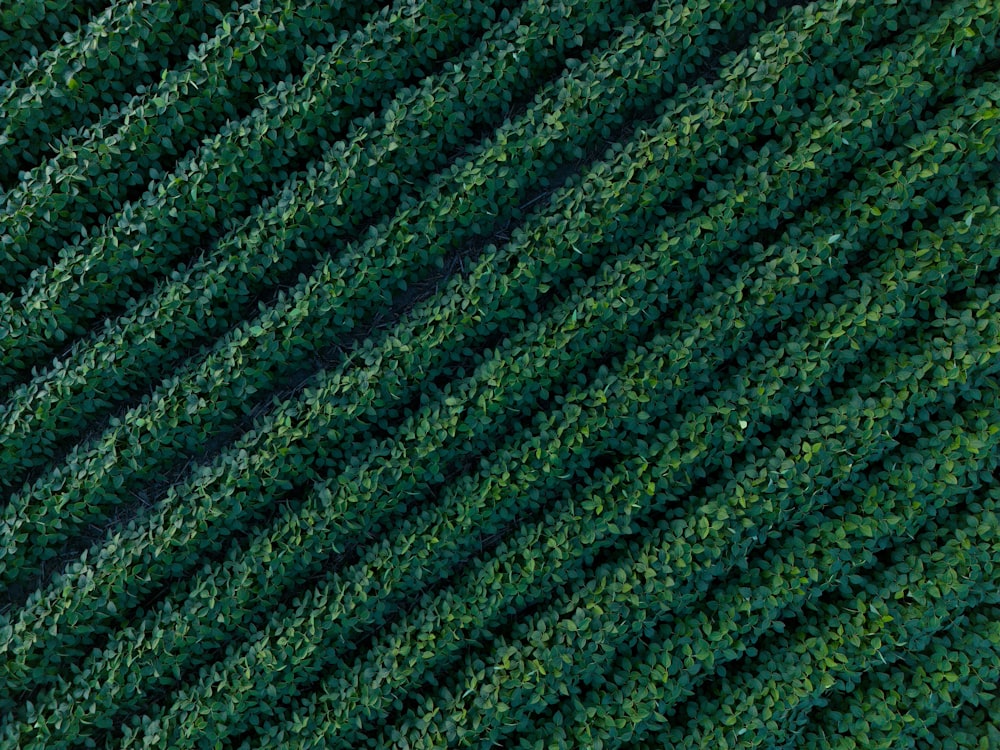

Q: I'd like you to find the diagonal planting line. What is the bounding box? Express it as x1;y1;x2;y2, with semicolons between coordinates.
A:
0;0;814;593
520;391;1000;749
0;2;804;712
0;0;672;726
640;490;1000;750
0;0;382;287
0;2;992;708
5;43;976;738
0;0;244;186
760;604;1000;748
110;167;1000;748
0;0;745;390
372;308;1000;749
0;0;992;748
0;0;920;384
358;241;992;748
785;606;1000;750
0;0;508;375
0;0;964;599
0;0;788;636
210;166;1000;746
258;288;1000;750
0;0;652;498
125;234;986;750
480;397;1000;749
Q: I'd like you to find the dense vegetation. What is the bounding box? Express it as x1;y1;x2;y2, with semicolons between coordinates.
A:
1;0;998;746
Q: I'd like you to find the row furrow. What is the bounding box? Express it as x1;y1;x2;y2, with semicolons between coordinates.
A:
0;0;243;186
0;0;505;358
273;292;1000;749
0;0;652;495
0;0;378;287
0;0;957;598
513;402;1000;749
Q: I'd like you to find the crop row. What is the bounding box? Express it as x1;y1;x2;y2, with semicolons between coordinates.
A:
512;397;1000;748
630;482;1000;750
0;0;245;185
0;0;965;596
0;0;511;350
95;166;1000;747
0;0;685;388
120;181;1000;747
3;39;973;740
0;0;768;386
787;606;1000;750
0;0;105;76
1;7;992;724
74;158;1000;747
1;0;997;747
0;0;377;288
0;0;653;494
3;0;493;307
352;234;995;740
0;0;686;602
0;0;804;592
0;0;808;712
255;288;1000;749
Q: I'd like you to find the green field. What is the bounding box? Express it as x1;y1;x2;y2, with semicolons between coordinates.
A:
1;0;999;746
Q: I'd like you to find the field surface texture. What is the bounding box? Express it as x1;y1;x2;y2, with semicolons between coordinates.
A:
1;0;999;747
